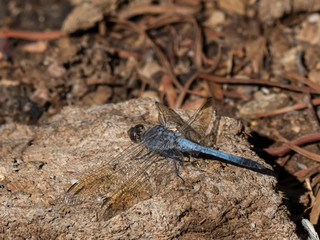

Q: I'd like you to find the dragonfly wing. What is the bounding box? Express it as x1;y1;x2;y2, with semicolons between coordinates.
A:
66;128;175;220
182;98;215;136
156;102;186;128
181;98;218;146
66;141;152;205
101;129;190;220
156;102;201;141
100;153;169;220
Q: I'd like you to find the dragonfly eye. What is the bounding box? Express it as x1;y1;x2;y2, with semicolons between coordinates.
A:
128;124;145;143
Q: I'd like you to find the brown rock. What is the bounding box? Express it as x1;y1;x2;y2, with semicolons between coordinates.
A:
259;0;320;25
62;3;104;33
0;99;297;239
62;0;121;33
239;92;290;118
82;85;112;105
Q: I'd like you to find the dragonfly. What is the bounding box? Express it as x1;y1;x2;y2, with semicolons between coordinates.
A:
66;98;269;220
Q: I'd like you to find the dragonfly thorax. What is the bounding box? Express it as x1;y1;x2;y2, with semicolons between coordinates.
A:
142;125;181;146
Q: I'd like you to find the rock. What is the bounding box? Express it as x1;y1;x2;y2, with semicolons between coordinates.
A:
308;70;320;85
0;98;297;239
82;85;112;105
258;0;291;25
62;3;104;33
239;92;290;118
62;0;120;33
295;13;320;44
204;10;226;27
218;0;245;15
258;0;320;25
281;46;303;73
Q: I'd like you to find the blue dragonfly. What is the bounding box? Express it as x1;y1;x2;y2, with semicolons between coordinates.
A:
66;98;269;219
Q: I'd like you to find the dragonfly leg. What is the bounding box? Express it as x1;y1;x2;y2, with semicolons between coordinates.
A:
171;152;185;183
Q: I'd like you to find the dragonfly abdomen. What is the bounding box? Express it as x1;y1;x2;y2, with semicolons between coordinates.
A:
176;138;266;170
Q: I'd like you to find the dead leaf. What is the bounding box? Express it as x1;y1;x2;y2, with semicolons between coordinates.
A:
245;37;266;74
218;0;245;15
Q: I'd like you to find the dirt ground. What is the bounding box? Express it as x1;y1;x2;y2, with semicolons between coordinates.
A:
1;0;320;239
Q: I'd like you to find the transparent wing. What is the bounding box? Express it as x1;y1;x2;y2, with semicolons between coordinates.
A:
66;142;148;200
156;101;187;129
156;98;217;145
155;102;202;142
181;98;219;146
65;130;176;220
100;153;169;220
181;98;215;136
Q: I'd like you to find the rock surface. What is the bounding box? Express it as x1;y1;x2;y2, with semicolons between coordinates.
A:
0;98;297;239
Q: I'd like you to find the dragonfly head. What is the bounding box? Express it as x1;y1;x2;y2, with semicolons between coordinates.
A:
128;124;145;143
